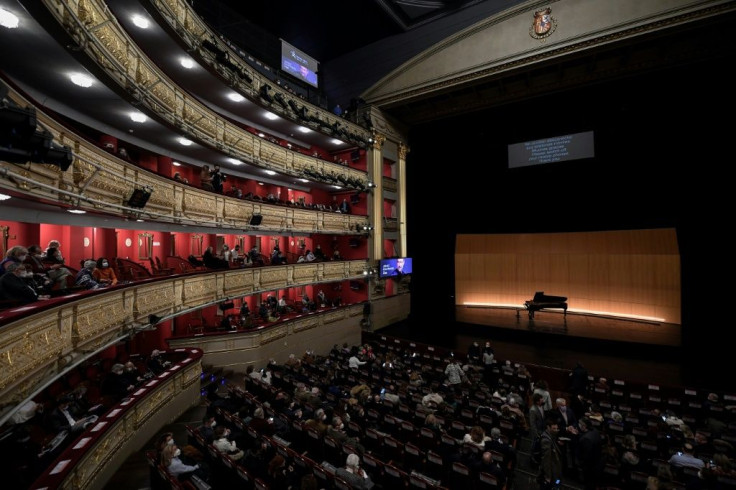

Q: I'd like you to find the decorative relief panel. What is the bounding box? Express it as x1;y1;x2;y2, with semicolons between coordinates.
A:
182;276;217;307
74;292;129;343
0;316;69;405
182;189;217;219
292;265;317;284
259;267;288;290
292;317;320;333
322;262;347;280
181;362;202;388
292;210;316;231
134;283;177;319
322;309;347;324
223;270;255;296
259;325;287;346
133;382;175;429
323;213;348;232
383;177;398;193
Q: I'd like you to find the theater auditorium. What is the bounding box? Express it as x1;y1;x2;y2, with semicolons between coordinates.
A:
1;0;734;489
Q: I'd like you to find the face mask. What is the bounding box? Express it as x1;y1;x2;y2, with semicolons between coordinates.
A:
167;439;175;446
127;368;135;373
18;255;27;262
174;449;181;457
102;261;109;267
210;421;216;427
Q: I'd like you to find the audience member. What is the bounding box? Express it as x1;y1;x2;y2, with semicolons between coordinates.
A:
335;453;374;489
75;260;100;289
93;257;118;286
0;262;46;303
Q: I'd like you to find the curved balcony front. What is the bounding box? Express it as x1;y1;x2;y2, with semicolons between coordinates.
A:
0;259;368;408
0;85;369;234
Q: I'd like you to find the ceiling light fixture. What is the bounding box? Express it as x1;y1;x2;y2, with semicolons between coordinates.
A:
0;193;11;201
332;185;342;189
0;7;19;29
180;57;194;69
228;158;243;165
264;112;278;120
297;127;311;134
68;208;86;214
298;178;309;183
131;14;150;29
227;93;245;102
70;73;94;88
264;170;276;176
331;139;343;145
258;182;265;186
258;133;265;138
129;112;147;123
172;161;182;167
178;137;192;146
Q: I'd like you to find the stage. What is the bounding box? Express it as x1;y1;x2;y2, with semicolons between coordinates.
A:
455;305;681;347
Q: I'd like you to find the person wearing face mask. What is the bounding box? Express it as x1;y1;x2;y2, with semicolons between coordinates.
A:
93;257;118;286
0;245;29;275
75;260;101;289
160;444;201;479
0;262;47;304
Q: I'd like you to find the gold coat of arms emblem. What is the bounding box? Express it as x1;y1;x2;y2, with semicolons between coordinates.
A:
530;7;556;39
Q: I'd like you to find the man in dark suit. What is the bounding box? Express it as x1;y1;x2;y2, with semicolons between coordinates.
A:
538;419;562;490
576;417;603;490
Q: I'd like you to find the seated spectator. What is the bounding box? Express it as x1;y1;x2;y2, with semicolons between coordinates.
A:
317;289;327;306
349;354;366;369
422;392;444;410
305;250;316;262
93;257;118;286
668;442;705;469
0;262;46;304
148;350;170;375
161;444;204;480
2;245;30;276
335;453;375;490
173;172;188;184
314;244;326;261
75;260;100;289
48;395;97;434
101;363;135;401
212;426;244;460
202;246;228;269
9;400;44;425
26;244;71;290
332;249;342;260
464;425;492;449
197;415;217;443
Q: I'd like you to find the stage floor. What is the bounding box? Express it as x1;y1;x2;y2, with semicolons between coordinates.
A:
455;306;681;347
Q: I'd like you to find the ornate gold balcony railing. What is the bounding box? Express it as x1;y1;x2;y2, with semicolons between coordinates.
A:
0;259;368;408
38;0;367;188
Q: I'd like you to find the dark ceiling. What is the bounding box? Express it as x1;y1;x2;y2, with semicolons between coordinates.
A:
198;0;491;64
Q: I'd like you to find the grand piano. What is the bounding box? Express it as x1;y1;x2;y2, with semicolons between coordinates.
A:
524;291;568;319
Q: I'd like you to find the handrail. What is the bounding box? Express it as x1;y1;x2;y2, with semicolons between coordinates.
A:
36;0;368;189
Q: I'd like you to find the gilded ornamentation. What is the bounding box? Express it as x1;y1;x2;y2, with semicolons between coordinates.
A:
259;326;287;345
134;284;176;318
372;134;386;150
292;318;319;333
398;143;410;160
182;276;217;306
